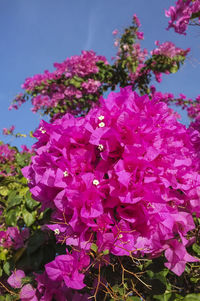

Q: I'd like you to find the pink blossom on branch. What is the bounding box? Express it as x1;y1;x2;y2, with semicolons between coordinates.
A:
7;270;25;289
12;51;108;114
166;0;200;34
45;250;90;290
2;125;15;135
151;41;190;58
20;284;38;301
0;227;29;250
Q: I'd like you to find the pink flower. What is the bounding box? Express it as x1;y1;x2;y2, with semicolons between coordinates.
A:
20;284;38;301
81;79;101;94
112;29;118;35
136;31;144;40
166;0;200;34
2;125;15;135
133;14;141;27
114;40;119;47
0;227;28;249
7;270;25;288
151;41;190;58
164;240;198;276
45;251;90;290
35;271;73;301
2;128;9;135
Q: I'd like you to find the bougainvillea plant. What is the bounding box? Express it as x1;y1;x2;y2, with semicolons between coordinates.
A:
2;2;200;300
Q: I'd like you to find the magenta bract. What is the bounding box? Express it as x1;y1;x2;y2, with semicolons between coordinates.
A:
23;87;199;283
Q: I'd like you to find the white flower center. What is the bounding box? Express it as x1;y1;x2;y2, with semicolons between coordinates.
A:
98;115;104;121
63;171;69;177
98;144;104;151
93;179;100;186
54;228;60;235
98;122;105;128
39;127;46;134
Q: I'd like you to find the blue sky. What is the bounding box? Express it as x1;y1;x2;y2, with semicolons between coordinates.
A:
1;0;200;148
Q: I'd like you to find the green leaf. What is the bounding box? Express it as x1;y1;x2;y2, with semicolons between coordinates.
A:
183;294;200;301
0;249;7;261
170;64;179;73
3;262;10;275
190;277;200;283
192;243;200;256
25;197;39;211
191;11;200;19
0;186;9;196
22;208;36;226
19;187;29;197
21;276;32;285
103;249;109;255
174;294;184;300
91;243;98;252
5;208;21;226
20;177;29;185
112;284;124;295
29;131;34;138
69;78;81;88
146;270;154;278
15;153;30;168
5;295;16;301
7;194;22;210
153;293;172;301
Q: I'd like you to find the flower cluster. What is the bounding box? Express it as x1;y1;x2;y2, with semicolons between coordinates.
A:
150;87;195;119
151;41;190;59
11;51;108;116
186;95;200;120
0;227;29;250
189;119;200;164
7;268;89;301
113;14;189;91
0;143;16;164
0;143;17;177
148;41;190;83
150;86;200;121
113;14;148;84
127;43;148;83
2;125;15;136
0;142;32;178
166;0;200;34
23;87;199;294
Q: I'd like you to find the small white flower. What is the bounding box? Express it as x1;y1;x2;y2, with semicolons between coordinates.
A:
98;144;104;151
98;115;104;121
119;234;123;239
39;127;46;134
63;170;69;177
93;179;100;186
98;122;105;128
54;228;60;235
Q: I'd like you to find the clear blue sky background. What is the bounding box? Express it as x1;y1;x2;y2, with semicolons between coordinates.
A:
1;0;200;149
